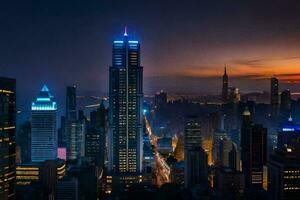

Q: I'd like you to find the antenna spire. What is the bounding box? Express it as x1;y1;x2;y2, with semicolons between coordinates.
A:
124;26;128;36
288;113;293;122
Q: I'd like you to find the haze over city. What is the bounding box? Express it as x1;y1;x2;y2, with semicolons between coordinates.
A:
1;0;300;112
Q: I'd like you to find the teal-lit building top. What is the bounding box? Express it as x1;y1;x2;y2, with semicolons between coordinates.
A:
31;85;57;111
31;84;58;162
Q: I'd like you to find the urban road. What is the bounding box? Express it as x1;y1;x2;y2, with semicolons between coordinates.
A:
144;116;170;186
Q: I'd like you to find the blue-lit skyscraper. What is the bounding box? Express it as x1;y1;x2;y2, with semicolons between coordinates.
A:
31;85;57;162
108;29;143;178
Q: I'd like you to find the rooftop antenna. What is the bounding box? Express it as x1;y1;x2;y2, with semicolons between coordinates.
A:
288;113;293;122
124;26;128;36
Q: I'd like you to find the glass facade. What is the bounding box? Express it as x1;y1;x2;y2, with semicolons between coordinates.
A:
0;77;16;200
31;85;57;162
108;32;143;175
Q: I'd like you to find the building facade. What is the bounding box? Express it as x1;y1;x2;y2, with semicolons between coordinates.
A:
268;147;300;200
0;77;16;199
108;30;143;177
240;108;267;191
31;85;57;162
184;116;208;188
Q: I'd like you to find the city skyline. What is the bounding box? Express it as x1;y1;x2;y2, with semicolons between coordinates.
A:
1;2;300;199
2;1;300;112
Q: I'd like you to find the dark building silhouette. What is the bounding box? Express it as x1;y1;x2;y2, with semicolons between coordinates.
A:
271;77;279;119
56;177;79;200
184;116;208;188
280;89;292;122
65;86;83;161
154;90;167;109
0;77;16;200
268;145;300;200
108;29;143;180
277;115;300;151
16;121;31;163
222;66;229;103
66;86;77;121
229;143;240;171
271;77;279;106
58;116;66;146
85;102;106;167
215;167;244;200
240;108;267;191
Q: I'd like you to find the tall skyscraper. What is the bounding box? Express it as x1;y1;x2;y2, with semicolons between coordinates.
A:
277;115;300;151
108;29;143;178
16;121;31;163
240;108;267;191
280;89;291;111
222;66;228;103
31;85;57;162
184;116;208;188
268;144;300;200
270;77;279;106
154;90;167;109
65;86;81;161
85;102;106;167
0;77;16;200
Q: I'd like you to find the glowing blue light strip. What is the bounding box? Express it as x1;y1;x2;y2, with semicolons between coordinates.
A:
282;128;295;132
129;41;138;43
114;41;124;43
31;102;57;111
36;97;51;102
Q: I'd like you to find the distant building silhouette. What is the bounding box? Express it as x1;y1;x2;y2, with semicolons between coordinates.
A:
222;66;229;103
271;77;279;105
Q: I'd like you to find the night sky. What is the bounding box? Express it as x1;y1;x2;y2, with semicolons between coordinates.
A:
1;0;300;113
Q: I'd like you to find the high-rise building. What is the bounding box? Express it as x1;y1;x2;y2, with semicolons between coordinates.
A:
219;138;234;168
280;89;291;111
215;167;244;199
268;146;300;200
213;129;228;166
66;86;77;121
271;77;279;119
0;77;16;199
31;85;57;162
228;87;240;103
229;142;241;171
184;116;208;188
108;29;143;179
240;108;267;191
16;121;31;163
85;102;106;167
222;66;229;103
277;115;300;150
154;90;167;109
56;177;79;200
58;116;66;147
271;77;279;106
65;86;82;161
